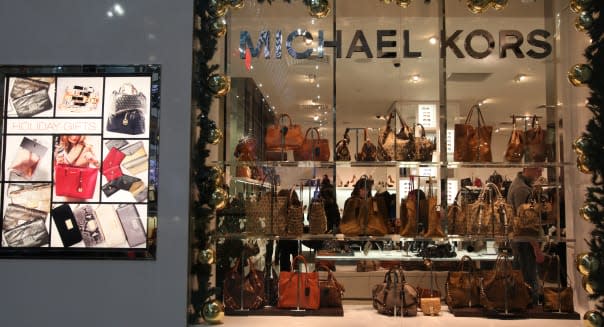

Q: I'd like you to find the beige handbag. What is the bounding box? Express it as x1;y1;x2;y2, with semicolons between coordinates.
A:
467;183;512;236
377;111;414;161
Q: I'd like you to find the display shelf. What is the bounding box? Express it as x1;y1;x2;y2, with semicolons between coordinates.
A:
449;306;580;320
214;160;575;168
225;306;343;317
316;250;501;261
231;176;272;188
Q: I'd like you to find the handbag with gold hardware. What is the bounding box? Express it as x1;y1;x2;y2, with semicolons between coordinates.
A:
377;111;414;161
467;183;512;236
278;255;320;309
412;123;436;162
454;104;492;162
223;257;266;310
265;113;304;152
293;127;330;161
356;128;377;161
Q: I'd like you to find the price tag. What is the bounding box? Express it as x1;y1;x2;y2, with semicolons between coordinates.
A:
446;129;454;154
447;180;459;204
418;104;436;128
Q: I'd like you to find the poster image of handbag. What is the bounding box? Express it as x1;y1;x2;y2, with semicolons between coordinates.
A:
8;77;53;117
54;164;99;199
72;205;105;247
51;204;83;247
106;83;147;135
3;217;50;248
115;203;147;247
7;182;52;212
102;147;126;181
120;141;148;175
8;137;48;181
94;204;127;247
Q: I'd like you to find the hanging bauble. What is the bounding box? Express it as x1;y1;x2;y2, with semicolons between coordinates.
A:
584;310;604;327
381;0;393;3
575;11;594;32
194;15;202;31
583;276;596;295
577;252;599;276
230;0;245;9
307;0;331;19
396;0;412;8
573;136;588;155
208;74;231;97
567;64;593;86
491;0;508;11
580;202;599;223
209;166;225;186
570;0;593;13
466;0;491;14
210;17;227;38
210;187;228;210
198;248;216;265
208;127;224;145
208;0;229;18
202;300;225;324
577;154;591;174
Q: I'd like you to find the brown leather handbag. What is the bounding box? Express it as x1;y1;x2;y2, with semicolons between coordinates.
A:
524;115;546;162
294;127;330;161
335;128;351;161
372;268;418;316
423;181;445;238
413;123;436;162
278;255;320;309
467;183;512;236
317;264;345;308
504;115;524;162
454;104;493;162
480;253;532;312
223;258;266;310
340;196;364;236
446;189;468;236
355;128;377;161
265;113;304;151
445;255;482;308
512;194;543;238
542;254;574;312
366;198;389;236
377;111;414;161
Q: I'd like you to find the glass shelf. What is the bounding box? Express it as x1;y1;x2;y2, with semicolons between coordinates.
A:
212;160;575;168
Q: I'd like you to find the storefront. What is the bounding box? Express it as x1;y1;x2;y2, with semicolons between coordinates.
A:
0;1;600;326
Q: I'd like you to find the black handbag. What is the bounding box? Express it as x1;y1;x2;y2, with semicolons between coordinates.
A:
107;83;146;135
9;77;53;117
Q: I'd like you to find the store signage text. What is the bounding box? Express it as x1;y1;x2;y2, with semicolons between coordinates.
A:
239;28;551;60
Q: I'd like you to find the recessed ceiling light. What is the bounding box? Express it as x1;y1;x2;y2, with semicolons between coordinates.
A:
410;74;421;83
514;74;527;82
429;37;438;45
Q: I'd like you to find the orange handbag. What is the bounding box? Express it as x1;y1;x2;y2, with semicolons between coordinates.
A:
278;255;320;309
265;114;304;151
293;127;330;161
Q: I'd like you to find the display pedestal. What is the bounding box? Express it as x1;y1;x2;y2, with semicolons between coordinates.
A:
225;306;344;316
450;306;580;320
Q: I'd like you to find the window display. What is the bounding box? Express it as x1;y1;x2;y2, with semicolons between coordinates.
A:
0;65;159;259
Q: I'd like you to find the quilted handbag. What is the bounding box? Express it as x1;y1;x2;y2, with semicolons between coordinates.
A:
9;77;53;117
223;257;266;310
454;104;493;162
377;111;414;161
107;83;146;135
278;255;320;309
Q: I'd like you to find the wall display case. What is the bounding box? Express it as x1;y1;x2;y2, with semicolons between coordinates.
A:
0;65;160;259
206;0;578;321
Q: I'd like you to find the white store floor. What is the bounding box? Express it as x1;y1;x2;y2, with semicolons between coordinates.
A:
193;301;583;327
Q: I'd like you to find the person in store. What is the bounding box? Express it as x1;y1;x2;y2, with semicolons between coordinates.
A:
319;175;340;233
507;167;545;305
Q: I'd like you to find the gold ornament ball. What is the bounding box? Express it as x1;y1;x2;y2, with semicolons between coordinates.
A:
208;127;224;145
584;310;604;327
209;166;225;186
308;0;331;19
210;187;228;210
210;18;227;38
573;136;588;155
382;0;393;3
575;11;594;32
577;252;599;276
570;0;592;14
580;203;598;222
199;248;216;265
208;0;229;18
202;300;225;324
466;0;491;14
208;74;231;97
491;0;508;11
193;38;201;52
194;15;202;31
396;0;412;8
230;0;245;9
577;154;591;174
568;64;593;86
582;276;595;295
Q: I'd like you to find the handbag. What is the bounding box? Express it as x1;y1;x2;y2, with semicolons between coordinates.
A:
412;123;436;162
445;255;482;308
54;144;99;199
416;267;442;315
233;135;257;160
293;127;330;161
355;128;377;161
504;115;524;162
120;141;148;175
9;77;53;117
372;268;418;316
223;257;266;310
284;187;304;236
542;254;574;312
366;198;389;236
278;255;320;309
512;193;544;238
467;183;512;236
216;197;246;234
308;184;327;234
524;115;546;162
107;83;146;135
9;137;48;181
377;111;414;161
334;128;351;161
265;113;304;152
102;147;126;181
73;204;105;247
446;189;468;235
454;104;493;162
3;217;50;247
244;176;287;235
400;179;428;237
480;253;532;312
6;183;52;213
317;264;345;308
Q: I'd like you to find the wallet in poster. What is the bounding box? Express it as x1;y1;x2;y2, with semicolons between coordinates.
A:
115;203;147;248
8;77;55;117
2;203;50;247
100;139;149;203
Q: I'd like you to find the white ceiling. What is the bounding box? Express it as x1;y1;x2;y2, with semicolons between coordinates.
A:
226;0;562;139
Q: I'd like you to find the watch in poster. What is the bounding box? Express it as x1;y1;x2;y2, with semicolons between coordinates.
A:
55;77;104;116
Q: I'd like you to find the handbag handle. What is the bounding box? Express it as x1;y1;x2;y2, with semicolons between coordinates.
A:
477;182;505;202
291;255;309;272
464;104;487;128
118;83;140;95
458;255;476;273
414;123;427;137
303;127;320;143
343;128;350;143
